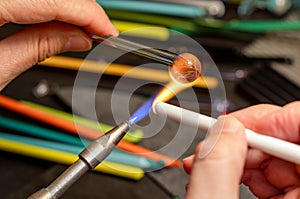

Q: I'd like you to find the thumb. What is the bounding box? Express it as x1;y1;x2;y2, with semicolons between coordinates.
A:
185;116;247;199
0;21;92;90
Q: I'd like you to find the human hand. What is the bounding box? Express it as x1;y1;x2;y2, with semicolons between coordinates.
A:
231;102;300;198
0;0;118;90
183;102;300;199
183;115;248;199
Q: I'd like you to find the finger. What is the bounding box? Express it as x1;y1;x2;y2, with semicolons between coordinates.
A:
230;103;297;169
255;101;300;143
0;0;118;36
0;21;91;90
243;101;300;168
185;104;279;172
242;169;281;198
264;159;300;190
283;187;300;198
185;116;247;199
296;165;300;175
244;148;270;169
183;155;195;175
254;102;300;191
230;103;281;130
243;159;300;198
233;102;300;198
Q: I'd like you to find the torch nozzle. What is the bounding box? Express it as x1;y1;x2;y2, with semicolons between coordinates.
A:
28;121;130;199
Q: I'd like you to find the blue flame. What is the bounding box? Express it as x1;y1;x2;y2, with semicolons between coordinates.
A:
129;94;156;125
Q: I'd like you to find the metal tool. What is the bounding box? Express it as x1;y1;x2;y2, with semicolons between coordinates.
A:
92;35;177;65
28;121;131;199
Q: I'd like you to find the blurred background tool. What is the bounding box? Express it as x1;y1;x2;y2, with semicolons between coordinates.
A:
238;0;292;16
238;27;300;105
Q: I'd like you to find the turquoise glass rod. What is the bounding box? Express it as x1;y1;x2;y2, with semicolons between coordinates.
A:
97;0;206;18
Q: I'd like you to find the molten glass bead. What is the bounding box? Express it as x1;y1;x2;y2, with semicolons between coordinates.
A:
169;53;201;84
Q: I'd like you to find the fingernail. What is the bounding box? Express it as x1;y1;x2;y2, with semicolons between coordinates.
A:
216;115;243;134
111;27;119;37
183;156;194;174
198;115;242;158
183;155;193;162
65;35;91;51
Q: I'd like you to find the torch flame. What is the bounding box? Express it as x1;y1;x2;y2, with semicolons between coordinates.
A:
152;79;196;113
